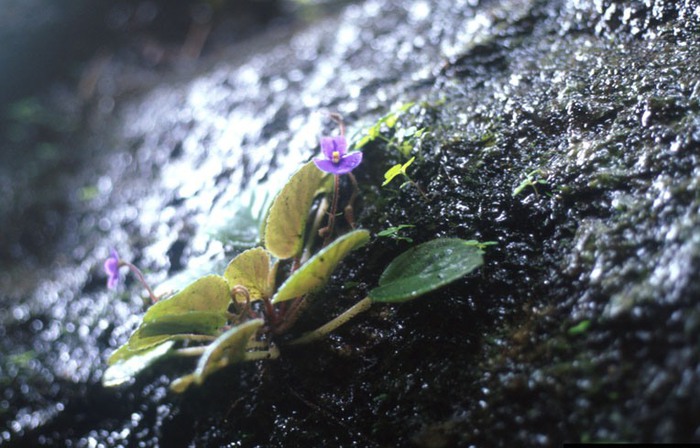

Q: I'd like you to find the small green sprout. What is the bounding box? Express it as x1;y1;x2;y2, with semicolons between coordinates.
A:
512;169;548;197
462;240;498;251
352;105;431;201
567;319;591;336
382;156;429;201
395;126;427;157
382;156;415;187
79;185;99;201
352;103;429;160
355;102;415;149
377;224;415;243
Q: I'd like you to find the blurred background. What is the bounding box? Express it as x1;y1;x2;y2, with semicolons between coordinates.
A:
1;0;287;105
0;0;350;271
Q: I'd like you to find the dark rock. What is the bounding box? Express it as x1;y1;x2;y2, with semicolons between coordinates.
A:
2;0;700;446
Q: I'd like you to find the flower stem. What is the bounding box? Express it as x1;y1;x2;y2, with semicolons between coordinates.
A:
344;172;360;228
304;196;329;262
287;296;372;345
328;112;345;137
121;261;159;303
262;296;278;326
323;174;340;246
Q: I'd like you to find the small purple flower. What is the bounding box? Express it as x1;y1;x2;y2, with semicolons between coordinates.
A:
104;249;121;289
313;136;363;175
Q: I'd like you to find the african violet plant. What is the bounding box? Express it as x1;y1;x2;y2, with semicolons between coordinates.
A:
103;115;485;392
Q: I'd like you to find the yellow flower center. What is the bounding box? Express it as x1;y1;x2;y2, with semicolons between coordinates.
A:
332;151;340;163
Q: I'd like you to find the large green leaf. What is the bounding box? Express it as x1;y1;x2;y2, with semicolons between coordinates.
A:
263;161;331;259
368;238;483;303
223;247;275;301
271;229;370;304
103;340;175;387
169;319;264;392
127;311;227;351
106;276;231;369
143;275;231;323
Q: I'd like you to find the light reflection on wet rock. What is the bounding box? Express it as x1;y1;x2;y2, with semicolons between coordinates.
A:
2;0;700;446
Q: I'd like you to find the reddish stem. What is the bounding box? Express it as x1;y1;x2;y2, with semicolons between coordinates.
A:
231;286;259;320
344;172;360;228
323;174;340;246
121;261;159;303
262;296;277;326
273;296;308;334
328;112;345;137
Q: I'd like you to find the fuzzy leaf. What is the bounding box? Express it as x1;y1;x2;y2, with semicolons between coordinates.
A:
264;161;332;259
127;311;226;351
224;247;274;301
143;275;231;323
271;229;370;304
170;319;264;392
377;224;415;243
103;341;175;387
382;156;415;187
110;276;231;365
369;238;483;303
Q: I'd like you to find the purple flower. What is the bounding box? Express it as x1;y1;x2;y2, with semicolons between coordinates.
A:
104;249;121;289
313;136;362;175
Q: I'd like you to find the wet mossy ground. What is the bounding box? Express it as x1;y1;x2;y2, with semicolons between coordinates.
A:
2;0;700;446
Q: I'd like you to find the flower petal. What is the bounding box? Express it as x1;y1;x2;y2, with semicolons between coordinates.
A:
313;158;341;174
334;151;363;175
320;136;347;160
104;249;121;289
104;257;119;277
107;272;121;290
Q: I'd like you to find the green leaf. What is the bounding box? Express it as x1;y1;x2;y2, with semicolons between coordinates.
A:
382;156;415;187
397;101;415;113
139;312;226;338
103;341;175;387
377;224;415;243
224;247;275;301
271;229;370;304
462;240;498;250
170;319;264;392
353;103;415;149
127;311;226;351
369;238;484;303
107;342;142;366
169;373;197;394
512;169;547;197
399;141;413;158
354;134;372;149
377;224;415;237
110;276;232;365
385;112;399;129
568;319;591;336
143;275;231;324
382;164;404;187
264;161;332;259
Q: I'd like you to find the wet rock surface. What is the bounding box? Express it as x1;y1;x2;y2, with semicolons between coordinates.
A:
2;0;700;446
